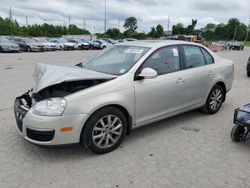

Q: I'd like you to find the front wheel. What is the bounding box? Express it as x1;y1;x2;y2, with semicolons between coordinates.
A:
83;107;127;154
231;125;244;142
201;84;225;114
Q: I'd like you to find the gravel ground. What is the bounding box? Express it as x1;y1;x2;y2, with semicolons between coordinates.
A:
0;48;250;188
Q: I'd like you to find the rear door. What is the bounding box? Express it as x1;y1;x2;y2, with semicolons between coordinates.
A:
180;45;215;108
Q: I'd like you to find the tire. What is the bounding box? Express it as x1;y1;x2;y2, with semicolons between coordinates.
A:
27;46;32;52
0;46;3;52
201;84;225;114
247;71;250;77
231;125;244;142
83;107;127;154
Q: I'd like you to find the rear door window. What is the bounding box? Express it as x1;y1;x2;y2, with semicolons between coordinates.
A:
183;45;206;69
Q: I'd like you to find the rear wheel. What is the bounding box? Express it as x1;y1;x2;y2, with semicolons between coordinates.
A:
83;107;127;154
231;125;244;142
247;71;250;77
201;84;225;114
0;46;3;52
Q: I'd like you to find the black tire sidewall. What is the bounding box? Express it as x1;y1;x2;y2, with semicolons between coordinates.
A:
231;125;243;142
83;107;127;154
205;85;225;114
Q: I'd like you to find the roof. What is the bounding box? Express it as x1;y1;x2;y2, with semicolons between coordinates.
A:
116;40;202;48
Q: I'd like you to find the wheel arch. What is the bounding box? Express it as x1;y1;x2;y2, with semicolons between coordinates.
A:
79;104;132;144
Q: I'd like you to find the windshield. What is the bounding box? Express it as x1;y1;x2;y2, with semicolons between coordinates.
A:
82;45;150;75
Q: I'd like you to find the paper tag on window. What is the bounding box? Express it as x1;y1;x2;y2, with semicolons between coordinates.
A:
125;49;143;54
173;48;179;56
119;69;126;74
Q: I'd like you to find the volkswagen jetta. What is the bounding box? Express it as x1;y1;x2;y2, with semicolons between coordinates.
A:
14;40;234;154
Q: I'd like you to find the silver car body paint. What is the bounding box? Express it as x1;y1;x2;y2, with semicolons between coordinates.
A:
16;40;234;145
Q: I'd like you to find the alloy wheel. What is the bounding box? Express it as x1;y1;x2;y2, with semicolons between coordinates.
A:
92;115;123;149
209;89;222;111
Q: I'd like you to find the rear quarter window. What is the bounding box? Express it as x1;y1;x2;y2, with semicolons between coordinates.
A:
201;48;214;64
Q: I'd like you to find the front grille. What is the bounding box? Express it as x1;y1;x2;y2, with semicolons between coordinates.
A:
26;128;55;142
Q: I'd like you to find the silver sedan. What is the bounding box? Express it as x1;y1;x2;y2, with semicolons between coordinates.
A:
14;40;234;154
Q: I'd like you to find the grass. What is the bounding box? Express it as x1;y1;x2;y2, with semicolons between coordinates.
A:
243;41;250;46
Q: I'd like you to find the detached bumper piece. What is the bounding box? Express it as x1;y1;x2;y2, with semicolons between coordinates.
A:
26;128;55;142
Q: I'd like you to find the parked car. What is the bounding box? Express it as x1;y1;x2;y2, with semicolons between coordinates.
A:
34;38;57;51
14;40;234;154
10;37;45;52
102;38;117;44
93;39;112;49
49;39;64;50
67;39;90;50
226;41;244;50
57;38;77;50
247;57;250;77
0;37;20;52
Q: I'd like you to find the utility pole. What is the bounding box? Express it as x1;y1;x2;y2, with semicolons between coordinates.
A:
104;0;107;38
26;16;28;26
9;6;13;21
83;17;86;30
245;16;250;41
68;15;71;28
167;16;170;31
233;26;237;41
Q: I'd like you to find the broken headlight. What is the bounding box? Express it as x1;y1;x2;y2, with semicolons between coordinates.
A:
31;98;66;116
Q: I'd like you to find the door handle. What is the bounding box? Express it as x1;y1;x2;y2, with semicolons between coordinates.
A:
208;71;214;77
176;78;184;84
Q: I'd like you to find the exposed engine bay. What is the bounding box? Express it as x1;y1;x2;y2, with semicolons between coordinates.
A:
33;79;109;102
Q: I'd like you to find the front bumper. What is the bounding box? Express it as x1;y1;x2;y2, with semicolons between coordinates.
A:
14;94;89;146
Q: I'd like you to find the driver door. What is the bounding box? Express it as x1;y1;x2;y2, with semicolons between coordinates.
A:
134;46;185;126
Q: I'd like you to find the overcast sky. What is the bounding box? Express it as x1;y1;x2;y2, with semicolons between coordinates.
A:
0;0;249;33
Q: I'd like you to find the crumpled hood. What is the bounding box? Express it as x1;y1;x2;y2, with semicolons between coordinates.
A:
33;63;116;93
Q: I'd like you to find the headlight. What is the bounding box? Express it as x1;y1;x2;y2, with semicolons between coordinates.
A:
31;98;66;116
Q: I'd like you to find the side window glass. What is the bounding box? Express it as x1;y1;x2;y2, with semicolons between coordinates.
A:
201;48;214;64
183;45;206;68
141;46;181;75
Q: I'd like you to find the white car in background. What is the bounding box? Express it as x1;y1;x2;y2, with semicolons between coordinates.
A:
34;38;57;51
49;39;64;50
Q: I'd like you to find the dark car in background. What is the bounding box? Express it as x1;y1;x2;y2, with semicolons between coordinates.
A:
0;37;20;52
227;41;244;50
10;37;45;52
247;57;250;77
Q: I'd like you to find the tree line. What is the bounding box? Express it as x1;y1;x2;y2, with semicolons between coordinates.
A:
172;18;249;41
0;16;249;41
0;17;90;37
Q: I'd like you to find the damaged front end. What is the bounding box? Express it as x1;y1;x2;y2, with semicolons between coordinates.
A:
14;63;116;135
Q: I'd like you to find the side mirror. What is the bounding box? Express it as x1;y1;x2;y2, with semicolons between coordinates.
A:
138;68;157;79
